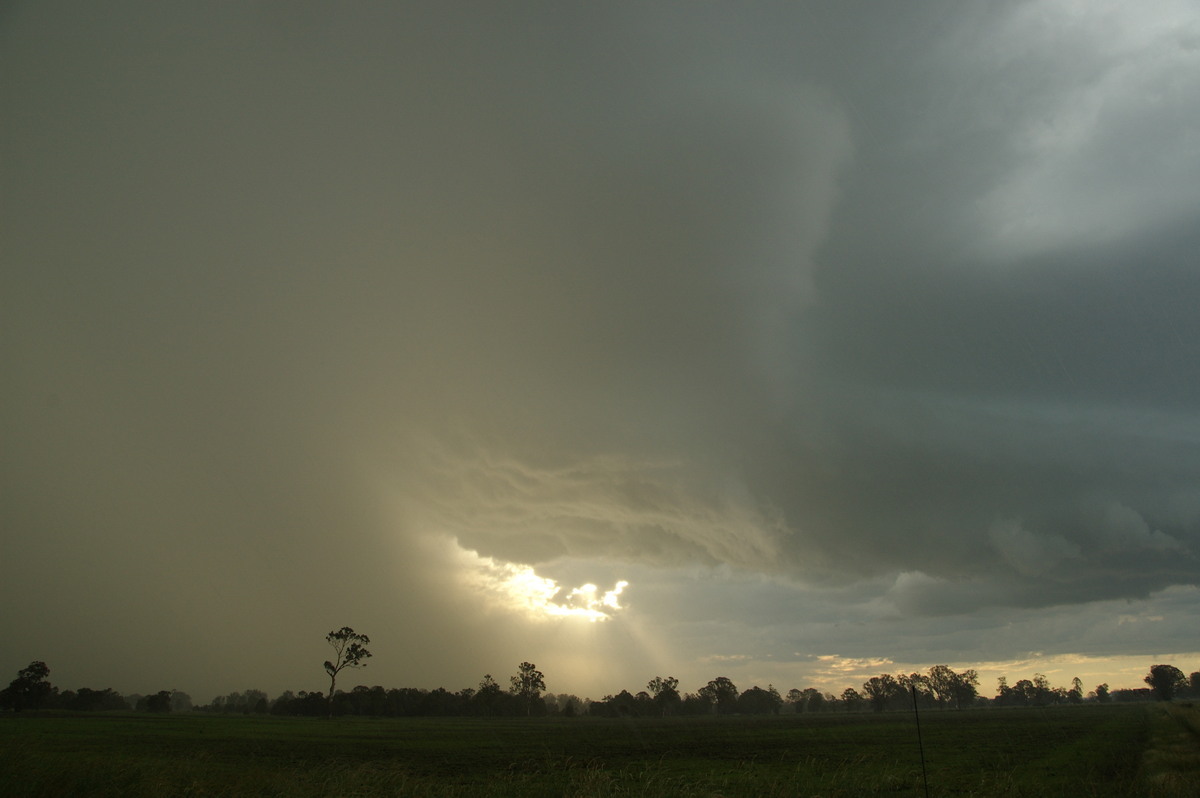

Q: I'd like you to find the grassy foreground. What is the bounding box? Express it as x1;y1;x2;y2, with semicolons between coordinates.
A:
1;703;1195;797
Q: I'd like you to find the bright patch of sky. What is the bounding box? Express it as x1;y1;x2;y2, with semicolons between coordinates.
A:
454;541;628;622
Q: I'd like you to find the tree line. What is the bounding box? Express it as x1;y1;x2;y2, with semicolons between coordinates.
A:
4;627;1197;717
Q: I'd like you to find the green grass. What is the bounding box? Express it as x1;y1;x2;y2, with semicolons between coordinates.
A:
0;703;1186;797
1141;702;1200;798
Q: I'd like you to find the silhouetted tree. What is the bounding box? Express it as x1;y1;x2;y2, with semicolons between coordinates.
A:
554;693;583;718
1092;683;1110;703
840;687;864;712
271;691;297;715
1190;672;1200;698
170;690;193;713
953;669;979;708
324;627;371;715
1145;664;1186;701
593;690;639;717
138;690;172;712
1111;687;1153;703
1031;674;1055;706
924;665;977;709
510;662;546;716
474;674;502;716
343;685;387;716
793;687;828;713
901;672;934;709
647;676;680;716
389;687;427;716
293;690;328;716
995;676;1012;705
862;674;900;713
927;666;955;708
242;689;268;714
737;685;783;714
0;661;53;712
62;687;128;712
698;677;738;714
678;692;710;715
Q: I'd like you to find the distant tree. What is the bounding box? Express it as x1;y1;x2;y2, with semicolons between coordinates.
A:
862;674;900;713
0;661;54;712
509;662;546;716
344;685;387;716
474;674;503;716
324;627;371;714
138;690;172;712
737;685;783;715
1012;679;1036;706
997;674;1055;706
679;692;710;716
995;676;1011;705
1092;683;1110;703
170;690;193;713
1067;677;1083;705
647;676;681;716
271;691;297;715
418;687;461;716
208;691;252;713
952;669;979;709
242;689;268;714
840;687;864;712
1112;687;1153;703
294;690;328;716
697;677;738;714
388;686;426;716
555;693;583;718
64;687;128;712
901;673;934;709
795;687;826;713
592;690;640;717
1031;674;1054;706
1145;664;1187;701
924;665;977;709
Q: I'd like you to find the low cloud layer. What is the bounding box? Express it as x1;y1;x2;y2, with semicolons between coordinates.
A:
3;1;1199;699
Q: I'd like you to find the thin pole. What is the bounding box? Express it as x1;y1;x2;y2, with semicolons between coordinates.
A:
911;684;930;798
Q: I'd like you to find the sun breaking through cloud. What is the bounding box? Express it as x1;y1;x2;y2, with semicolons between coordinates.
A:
452;540;628;622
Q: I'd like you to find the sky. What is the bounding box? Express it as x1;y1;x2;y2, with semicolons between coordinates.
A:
3;1;1200;704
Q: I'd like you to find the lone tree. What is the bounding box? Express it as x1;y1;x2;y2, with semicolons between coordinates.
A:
509;661;546;716
0;661;53;712
1145;664;1186;701
324;627;371;713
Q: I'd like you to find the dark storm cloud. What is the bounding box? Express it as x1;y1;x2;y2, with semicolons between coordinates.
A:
3;1;1199;697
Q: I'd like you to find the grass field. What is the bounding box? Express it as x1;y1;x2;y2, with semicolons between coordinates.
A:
2;703;1196;796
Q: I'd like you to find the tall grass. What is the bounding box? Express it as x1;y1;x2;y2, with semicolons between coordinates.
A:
1141;702;1200;798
